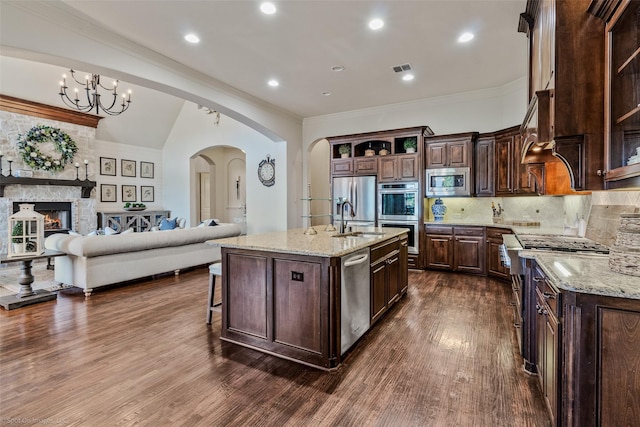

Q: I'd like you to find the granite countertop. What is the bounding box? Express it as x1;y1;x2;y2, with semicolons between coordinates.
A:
206;226;409;257
423;219;564;236
520;250;640;300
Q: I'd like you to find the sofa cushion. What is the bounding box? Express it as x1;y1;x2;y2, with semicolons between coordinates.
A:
45;223;242;258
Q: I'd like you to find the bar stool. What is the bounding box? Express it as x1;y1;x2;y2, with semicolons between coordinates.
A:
207;262;222;324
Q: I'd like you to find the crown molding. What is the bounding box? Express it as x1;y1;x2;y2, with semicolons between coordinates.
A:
0;95;102;128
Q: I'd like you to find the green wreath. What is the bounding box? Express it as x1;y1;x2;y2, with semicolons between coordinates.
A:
16;125;78;172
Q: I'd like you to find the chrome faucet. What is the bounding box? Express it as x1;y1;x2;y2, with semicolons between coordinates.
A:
339;199;355;234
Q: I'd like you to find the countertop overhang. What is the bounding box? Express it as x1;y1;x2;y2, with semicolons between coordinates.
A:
206;226;409;257
519;250;640;300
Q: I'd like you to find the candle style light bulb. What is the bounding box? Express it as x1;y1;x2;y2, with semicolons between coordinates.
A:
75;162;80;167
84;159;88;164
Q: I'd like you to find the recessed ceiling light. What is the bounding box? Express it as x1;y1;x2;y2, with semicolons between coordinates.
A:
402;74;414;81
268;79;279;87
369;18;384;31
260;2;277;15
458;32;474;43
184;33;200;44
331;65;344;72
321;91;332;96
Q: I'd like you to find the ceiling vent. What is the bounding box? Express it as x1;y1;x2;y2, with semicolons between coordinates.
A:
392;63;413;73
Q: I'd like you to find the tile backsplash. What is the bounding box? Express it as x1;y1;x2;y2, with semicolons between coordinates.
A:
425;190;640;244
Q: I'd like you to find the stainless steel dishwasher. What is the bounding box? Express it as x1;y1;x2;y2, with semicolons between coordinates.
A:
340;247;371;355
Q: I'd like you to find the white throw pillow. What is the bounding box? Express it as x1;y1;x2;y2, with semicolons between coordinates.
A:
87;230;98;236
121;228;134;234
104;226;118;235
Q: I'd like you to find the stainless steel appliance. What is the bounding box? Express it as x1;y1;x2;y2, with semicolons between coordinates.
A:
378;182;419;221
379;220;419;254
425;167;471;197
332;176;376;227
340;247;371;355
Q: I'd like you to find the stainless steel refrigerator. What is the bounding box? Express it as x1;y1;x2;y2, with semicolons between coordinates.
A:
332;176;376;227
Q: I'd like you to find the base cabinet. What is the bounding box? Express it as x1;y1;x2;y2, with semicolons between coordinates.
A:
487;227;510;280
525;259;640;426
370;237;404;325
426;225;486;275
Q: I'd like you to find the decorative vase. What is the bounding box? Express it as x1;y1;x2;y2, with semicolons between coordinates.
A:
406;147;416;153
341;153;349;158
379;149;389;156
365;149;375;157
431;198;447;221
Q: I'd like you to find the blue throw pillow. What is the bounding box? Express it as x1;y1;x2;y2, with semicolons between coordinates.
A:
159;217;177;230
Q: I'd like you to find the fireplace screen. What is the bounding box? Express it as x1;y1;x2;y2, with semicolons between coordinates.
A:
13;202;72;235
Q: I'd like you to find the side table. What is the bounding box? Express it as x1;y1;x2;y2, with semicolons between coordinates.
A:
0;249;66;310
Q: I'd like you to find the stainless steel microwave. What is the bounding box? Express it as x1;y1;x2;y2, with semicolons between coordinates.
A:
425;167;471;197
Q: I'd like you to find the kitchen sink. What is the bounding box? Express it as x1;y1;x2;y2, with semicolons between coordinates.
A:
332;231;386;238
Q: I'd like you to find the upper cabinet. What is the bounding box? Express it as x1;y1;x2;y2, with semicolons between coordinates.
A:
601;0;640;188
425;132;477;169
328;126;433;181
518;0;606;191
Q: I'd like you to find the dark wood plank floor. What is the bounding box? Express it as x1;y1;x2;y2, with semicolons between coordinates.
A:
0;267;550;427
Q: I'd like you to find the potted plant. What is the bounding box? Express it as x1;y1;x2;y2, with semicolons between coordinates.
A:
11;221;24;253
403;138;417;153
338;144;351;158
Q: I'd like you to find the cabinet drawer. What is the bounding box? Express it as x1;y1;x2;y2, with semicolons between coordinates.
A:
534;266;560;317
486;227;507;239
454;226;484;237
371;238;399;263
425;225;453;235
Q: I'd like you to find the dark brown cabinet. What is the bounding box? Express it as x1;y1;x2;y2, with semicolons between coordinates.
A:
602;0;640;188
486;227;510;280
378;153;419;182
518;0;606;191
523;257;640;426
426;225;485;275
425;225;454;270
370;237;403;325
425;132;476;168
475;134;495;196
533;265;560;426
495;126;543;196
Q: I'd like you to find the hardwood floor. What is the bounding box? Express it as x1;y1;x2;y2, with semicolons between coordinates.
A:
0;267;550;427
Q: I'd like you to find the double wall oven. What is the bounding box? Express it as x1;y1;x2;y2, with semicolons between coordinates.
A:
378;182;419;254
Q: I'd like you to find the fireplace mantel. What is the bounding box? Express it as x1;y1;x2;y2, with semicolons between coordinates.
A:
0;176;96;198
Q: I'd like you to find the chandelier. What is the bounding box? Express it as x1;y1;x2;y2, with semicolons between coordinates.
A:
59;69;132;116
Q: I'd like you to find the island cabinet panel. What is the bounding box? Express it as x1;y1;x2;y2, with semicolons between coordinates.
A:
221;248;335;369
370;237;402;325
226;253;268;339
273;259;323;354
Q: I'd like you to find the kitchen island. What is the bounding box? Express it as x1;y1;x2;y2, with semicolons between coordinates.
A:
207;227;409;370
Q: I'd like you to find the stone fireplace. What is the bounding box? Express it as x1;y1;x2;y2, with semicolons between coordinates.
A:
12;201;72;236
0;185;96;254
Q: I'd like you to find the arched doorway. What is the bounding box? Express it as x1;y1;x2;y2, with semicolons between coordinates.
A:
192;146;246;231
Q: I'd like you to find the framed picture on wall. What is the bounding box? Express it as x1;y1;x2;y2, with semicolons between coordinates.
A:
141;186;154;202
101;184;117;202
140;161;154;178
122;185;137;202
100;157;116;176
121;159;136;177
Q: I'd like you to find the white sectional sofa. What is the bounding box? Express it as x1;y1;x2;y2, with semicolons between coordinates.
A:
45;223;242;296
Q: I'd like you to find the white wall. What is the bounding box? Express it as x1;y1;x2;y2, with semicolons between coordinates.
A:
164;102;286;233
95;141;163;212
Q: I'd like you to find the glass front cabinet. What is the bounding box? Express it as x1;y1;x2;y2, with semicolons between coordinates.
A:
605;0;640;188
